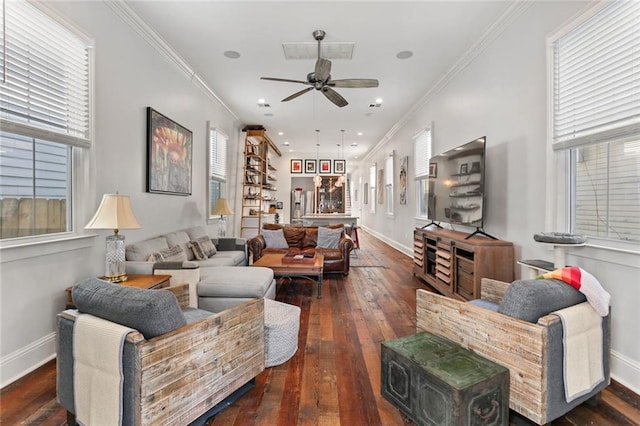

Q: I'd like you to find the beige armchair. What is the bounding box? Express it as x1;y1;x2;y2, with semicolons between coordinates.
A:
416;278;610;425
57;280;264;425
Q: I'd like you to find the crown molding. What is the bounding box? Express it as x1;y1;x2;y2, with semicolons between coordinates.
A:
363;0;533;163
104;0;238;121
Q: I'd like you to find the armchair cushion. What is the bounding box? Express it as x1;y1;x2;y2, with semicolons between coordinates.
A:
317;226;342;249
262;229;289;248
497;279;586;323
72;278;186;339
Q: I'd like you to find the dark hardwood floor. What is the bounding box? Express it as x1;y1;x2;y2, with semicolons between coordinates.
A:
1;230;639;425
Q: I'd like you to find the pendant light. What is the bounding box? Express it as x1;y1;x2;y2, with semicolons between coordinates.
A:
313;129;322;187
335;130;346;187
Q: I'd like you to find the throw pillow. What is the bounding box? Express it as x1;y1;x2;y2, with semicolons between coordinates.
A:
72;277;187;339
317;226;342;249
187;241;207;260
497;279;586;323
262;229;289;248
194;236;217;257
148;245;188;262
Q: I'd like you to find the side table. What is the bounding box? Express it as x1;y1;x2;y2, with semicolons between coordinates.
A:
382;332;509;426
65;274;171;309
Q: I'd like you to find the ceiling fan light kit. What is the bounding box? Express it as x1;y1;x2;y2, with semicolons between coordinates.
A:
261;30;379;107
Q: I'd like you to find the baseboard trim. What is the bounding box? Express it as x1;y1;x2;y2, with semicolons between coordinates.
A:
1;332;56;389
610;350;640;395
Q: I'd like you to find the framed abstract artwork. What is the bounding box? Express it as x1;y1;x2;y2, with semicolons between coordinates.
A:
305;159;317;174
291;159;302;174
399;156;408;204
147;107;192;195
319;159;332;174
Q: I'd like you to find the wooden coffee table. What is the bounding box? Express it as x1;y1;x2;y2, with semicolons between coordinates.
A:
253;253;324;298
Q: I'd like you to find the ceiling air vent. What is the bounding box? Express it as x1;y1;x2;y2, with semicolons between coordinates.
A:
282;42;355;60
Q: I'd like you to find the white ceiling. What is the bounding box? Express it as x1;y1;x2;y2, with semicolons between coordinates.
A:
125;1;510;162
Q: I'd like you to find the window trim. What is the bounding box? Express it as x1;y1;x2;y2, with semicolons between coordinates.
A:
207;123;229;220
0;0;95;253
414;127;432;220
385;151;394;217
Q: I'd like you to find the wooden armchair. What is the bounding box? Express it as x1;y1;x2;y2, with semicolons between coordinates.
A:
416;278;610;425
57;282;264;425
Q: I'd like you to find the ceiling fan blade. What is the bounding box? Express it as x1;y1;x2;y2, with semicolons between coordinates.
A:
282;87;313;102
321;87;348;108
315;58;332;82
328;79;379;88
261;77;308;85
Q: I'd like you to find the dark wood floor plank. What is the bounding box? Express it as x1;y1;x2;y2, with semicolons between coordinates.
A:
1;230;639;426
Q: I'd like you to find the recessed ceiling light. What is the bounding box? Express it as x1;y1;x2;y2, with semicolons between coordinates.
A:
357;132;363;136
224;50;241;59
289;149;293;152
396;50;413;59
351;142;358;147
283;141;290;146
375;98;383;104
258;98;266;104
278;131;284;136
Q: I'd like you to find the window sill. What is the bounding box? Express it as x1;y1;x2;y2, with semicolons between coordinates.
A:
0;233;97;263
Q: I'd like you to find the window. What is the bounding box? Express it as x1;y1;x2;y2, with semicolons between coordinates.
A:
208;125;228;218
369;163;376;213
414;128;432;218
551;1;640;244
385;152;394;215
0;0;91;241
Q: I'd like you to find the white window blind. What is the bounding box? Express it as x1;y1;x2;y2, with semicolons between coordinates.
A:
414;129;432;178
553;1;640;151
209;127;227;182
385;153;394;186
369;163;376;213
551;0;640;243
0;0;91;148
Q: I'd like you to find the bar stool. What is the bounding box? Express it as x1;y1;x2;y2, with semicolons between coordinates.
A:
350;222;360;250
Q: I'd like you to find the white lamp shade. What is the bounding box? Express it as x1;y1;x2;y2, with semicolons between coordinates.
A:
85;194;142;230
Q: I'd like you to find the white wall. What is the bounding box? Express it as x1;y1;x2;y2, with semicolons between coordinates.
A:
0;1;240;386
352;1;640;393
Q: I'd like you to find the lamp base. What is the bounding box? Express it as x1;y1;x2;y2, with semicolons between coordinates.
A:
102;274;128;283
218;216;226;237
105;233;126;281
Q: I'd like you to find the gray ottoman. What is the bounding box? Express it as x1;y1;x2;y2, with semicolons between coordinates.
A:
197;266;276;312
264;298;301;367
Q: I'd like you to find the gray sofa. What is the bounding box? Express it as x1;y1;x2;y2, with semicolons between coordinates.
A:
125;226;275;310
125;226;248;275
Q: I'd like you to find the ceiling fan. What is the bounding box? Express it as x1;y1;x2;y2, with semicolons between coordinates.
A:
260;30;379;108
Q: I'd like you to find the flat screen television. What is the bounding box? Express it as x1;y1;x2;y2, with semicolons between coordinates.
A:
428;136;486;228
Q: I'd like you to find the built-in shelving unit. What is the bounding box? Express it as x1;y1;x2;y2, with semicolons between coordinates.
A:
413;228;514;300
240;127;281;239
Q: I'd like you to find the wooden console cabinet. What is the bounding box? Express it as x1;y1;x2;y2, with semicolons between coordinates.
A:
413;228;513;300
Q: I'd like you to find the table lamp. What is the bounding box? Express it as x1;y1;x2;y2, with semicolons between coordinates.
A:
212;198;233;237
85;194;141;282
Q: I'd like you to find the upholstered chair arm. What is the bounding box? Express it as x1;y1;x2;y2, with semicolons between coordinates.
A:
248;235;266;263
480;278;511;304
338;234;354;274
416;289;548;424
132;298;265;424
